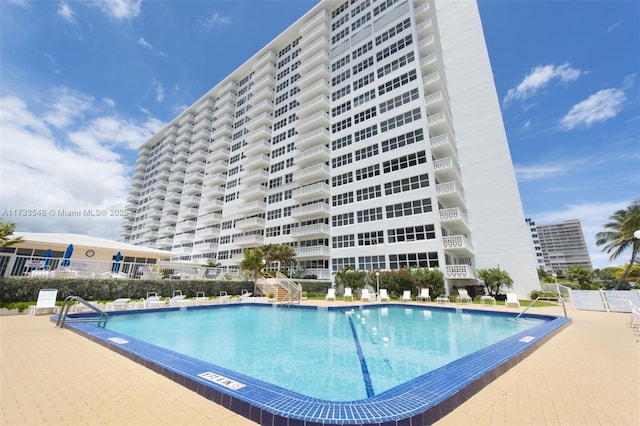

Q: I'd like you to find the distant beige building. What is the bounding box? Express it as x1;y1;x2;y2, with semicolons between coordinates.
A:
535;219;593;275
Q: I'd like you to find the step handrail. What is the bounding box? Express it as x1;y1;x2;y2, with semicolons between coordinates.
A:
56;295;109;328
275;271;302;304
516;296;568;320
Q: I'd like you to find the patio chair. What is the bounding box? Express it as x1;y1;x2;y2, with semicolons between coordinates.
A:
195;291;208;305
218;291;231;303
378;289;390;302
401;290;412;302
144;292;165;308
480;294;497;305
240;289;253;302
106;298;131;311
29;289;59;315
344;287;354;301
623;299;640;328
455;289;472;304
505;293;520;308
170;290;188;307
360;288;371;302
325;288;336;301
417;288;431;302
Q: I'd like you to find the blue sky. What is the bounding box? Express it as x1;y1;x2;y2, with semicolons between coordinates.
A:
0;0;638;269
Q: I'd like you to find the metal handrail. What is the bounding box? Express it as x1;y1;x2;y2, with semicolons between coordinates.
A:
516;296;568;320
275;272;302;304
56;295;109;328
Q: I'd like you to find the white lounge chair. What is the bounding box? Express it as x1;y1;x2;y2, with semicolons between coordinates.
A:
29;289;59;315
417;288;431;302
325;288;336;301
195;291;209;305
170;290;188;307
401;290;412;302
505;293;520;308
480;294;497;305
361;288;371;302
624;299;640;328
218;291;231;303
107;298;131;311
344;287;354;301
378;289;390;302
240;289;253;302
455;289;472;304
144;292;165;308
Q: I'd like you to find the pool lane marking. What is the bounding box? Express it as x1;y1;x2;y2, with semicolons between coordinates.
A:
346;315;375;398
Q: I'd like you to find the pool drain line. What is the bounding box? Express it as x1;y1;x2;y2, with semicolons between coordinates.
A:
346;314;375;398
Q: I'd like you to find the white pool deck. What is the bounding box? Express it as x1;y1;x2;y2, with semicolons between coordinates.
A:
1;300;638;425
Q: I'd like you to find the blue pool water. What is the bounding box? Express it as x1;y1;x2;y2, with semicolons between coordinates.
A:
104;305;544;401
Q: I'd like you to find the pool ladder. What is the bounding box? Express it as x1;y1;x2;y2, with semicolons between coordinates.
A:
516;296;568;320
56;295;109;328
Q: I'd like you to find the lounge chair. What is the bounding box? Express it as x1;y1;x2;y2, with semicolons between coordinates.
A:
29;289;59;315
505;293;520;308
218;291;231;303
361;288;371;302
401;290;412;302
170;290;188;307
480;294;496;305
240;289;253;302
455;289;472;304
344;287;354;301
417;288;431;302
195;291;208;305
325;288;336;301
378;289;390;302
107;298;131;311
144;292;165;308
623;299;640;328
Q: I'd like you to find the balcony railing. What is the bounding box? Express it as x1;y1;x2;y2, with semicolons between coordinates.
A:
445;264;474;279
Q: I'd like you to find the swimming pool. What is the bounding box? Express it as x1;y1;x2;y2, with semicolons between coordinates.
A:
64;303;570;425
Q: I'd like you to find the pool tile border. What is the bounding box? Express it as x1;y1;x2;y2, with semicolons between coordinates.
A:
60;303;571;426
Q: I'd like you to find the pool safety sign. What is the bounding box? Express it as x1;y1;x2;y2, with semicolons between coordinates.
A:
198;372;246;390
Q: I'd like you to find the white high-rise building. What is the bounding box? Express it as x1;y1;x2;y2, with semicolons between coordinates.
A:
535;219;593;275
121;0;540;297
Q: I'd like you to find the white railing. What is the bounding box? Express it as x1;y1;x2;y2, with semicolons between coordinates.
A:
276;271;302;304
445;264;474;279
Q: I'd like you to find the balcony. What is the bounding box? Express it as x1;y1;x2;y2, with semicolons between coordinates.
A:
248;99;273;117
297;80;330;103
244;154;270;171
299;50;330;74
215;112;234;127
218;80;237;97
252;74;275;92
178;208;199;219
188;149;207;163
191;129;210;143
253;50;277;70
292;163;330;185
193;119;212;133
427;110;452;135
176;221;197;234
291;223;330;238
208;148;230;161
439;207;470;233
243;168;269;184
159;226;176;237
173;151;188;163
295;128;331;151
252;62;277;80
126;194;139;204
294;144;329;168
179;114;195;126
202;185;224;199
182;183;202;195
445;264;475;279
237;200;267;215
296;111;329;134
166;191;181;202
436;181;465;206
236;216;266;231
246;125;271;143
211;136;231;150
186;160;206;174
198;213;222;226
184;171;204;184
246;112;272;131
176;132;191;144
206;159;228;173
296;246;330;259
433;156;461;183
203;172;227;186
190;138;209;153
424;90;446;115
297;65;329;89
196;98;215;113
300;9;328;34
415;2;431;18
163;203;179;213
174;231;195;243
167;181;183;193
181;195;201;207
291;202;330;219
160;212;178;223
251;86;274;104
200;198;223;212
211;124;233;140
175;140;190;152
442;235;474;254
164;126;178;137
297;95;329;119
292;181;330;202
170;161;187;173
193;241;219;252
240;184;268;201
234;234;264;247
171;246;193;255
215;101;235;116
245;140;271;157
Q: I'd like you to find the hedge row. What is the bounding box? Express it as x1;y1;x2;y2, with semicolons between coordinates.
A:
0;277;333;303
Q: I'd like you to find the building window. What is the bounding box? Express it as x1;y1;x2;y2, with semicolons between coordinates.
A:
384;173;430;195
356;185;382;201
332;234;355;248
358;231;384;246
382;150;427;174
388;225;436;243
358;255;385;271
381;128;424;152
357;207;383;223
332;212;354;227
389;252;439;269
386;198;433;219
332;191;354;206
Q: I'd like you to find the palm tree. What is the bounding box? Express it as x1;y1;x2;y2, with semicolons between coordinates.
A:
566;265;594;289
239;247;265;282
274;245;297;275
596;199;640;288
476;267;514;296
0;220;23;249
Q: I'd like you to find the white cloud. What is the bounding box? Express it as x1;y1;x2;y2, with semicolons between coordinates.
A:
153;80;165;102
0;91;164;241
503;63;584;105
559;88;626;130
202;11;231;28
607;21;622;32
514;163;567;182
57;1;75;23
7;0;30;7
137;37;167;57
533;200;633;269
89;0;141;21
43;86;93;128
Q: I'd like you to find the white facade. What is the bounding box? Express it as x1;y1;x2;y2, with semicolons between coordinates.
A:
535;219;593;275
121;0;541;298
